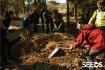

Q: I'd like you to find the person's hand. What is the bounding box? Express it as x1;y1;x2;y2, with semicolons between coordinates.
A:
66;39;71;47
84;45;90;50
84;45;90;47
70;46;73;50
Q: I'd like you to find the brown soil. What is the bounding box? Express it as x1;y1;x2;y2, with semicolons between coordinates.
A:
3;29;105;70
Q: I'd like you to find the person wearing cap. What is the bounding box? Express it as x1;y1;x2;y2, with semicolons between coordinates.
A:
88;0;105;32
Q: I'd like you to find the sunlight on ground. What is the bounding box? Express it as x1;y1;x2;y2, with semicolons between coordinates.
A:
9;25;22;30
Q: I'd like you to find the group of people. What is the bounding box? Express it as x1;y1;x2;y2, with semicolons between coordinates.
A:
23;7;65;36
71;0;105;70
0;0;105;70
0;7;65;68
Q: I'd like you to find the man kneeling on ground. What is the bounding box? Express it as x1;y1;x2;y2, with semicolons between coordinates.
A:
70;22;105;70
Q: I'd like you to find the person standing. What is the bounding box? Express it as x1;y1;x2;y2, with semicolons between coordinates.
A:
0;11;14;67
43;9;54;34
88;0;105;32
71;22;105;70
23;13;32;36
53;9;65;32
33;11;40;33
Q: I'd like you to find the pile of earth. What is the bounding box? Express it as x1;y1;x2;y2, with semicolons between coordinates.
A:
4;30;105;70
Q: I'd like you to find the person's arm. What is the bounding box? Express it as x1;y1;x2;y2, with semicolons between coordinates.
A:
88;11;97;24
83;23;96;30
72;30;88;49
58;15;64;29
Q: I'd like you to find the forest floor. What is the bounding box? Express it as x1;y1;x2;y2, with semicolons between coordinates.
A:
1;24;105;70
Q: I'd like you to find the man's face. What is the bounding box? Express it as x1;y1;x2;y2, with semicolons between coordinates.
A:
97;3;104;10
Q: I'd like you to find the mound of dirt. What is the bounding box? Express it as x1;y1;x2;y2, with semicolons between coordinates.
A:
4;32;105;70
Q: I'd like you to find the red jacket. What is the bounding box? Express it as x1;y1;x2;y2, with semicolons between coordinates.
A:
72;23;105;50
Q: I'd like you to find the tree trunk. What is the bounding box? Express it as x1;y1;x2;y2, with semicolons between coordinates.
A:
1;0;6;16
23;0;25;14
74;1;77;24
15;3;19;16
67;0;70;25
0;0;3;15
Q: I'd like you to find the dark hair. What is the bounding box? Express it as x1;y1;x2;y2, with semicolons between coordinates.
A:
97;0;105;5
78;15;88;24
53;9;59;14
8;11;14;14
4;11;14;17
